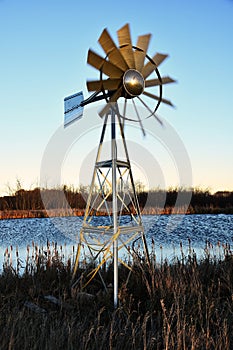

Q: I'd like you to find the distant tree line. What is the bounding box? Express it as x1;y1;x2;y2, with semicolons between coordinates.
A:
0;186;233;214
137;188;233;214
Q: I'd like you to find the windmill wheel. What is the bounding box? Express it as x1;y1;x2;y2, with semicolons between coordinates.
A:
87;24;176;128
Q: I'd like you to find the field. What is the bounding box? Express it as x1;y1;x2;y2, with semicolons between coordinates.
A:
0;244;233;349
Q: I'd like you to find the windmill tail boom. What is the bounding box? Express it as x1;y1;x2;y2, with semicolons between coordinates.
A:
80;91;113;107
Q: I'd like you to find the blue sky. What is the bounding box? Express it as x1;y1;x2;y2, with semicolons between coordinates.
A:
0;0;233;195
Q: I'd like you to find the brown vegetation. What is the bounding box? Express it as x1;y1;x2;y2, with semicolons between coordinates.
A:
0;244;233;349
0;186;233;219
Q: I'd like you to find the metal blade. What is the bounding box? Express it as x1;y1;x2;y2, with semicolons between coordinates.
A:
87;78;121;92
117;24;135;68
99;87;123;118
142;53;168;79
98;28;128;71
143;90;174;107
87;49;124;78
132;99;146;136
134;34;151;72
145;76;176;87
98;28;116;54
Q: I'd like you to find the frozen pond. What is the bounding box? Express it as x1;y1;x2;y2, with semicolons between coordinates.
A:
0;214;233;268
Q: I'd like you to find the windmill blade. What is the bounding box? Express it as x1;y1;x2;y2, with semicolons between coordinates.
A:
117;24;135;68
87;78;121;92
98;28;128;71
134;34;151;72
143;90;174;107
98;28;118;54
99;87;123;118
142;53;168;79
132;99;146;136
87;49;124;78
145;76;176;87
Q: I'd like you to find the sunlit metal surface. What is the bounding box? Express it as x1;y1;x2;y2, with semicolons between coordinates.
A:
123;69;145;96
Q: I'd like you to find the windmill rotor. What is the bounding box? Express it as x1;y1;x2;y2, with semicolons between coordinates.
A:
86;23;176;130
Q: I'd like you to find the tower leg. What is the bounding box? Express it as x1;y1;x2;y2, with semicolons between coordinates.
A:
111;108;118;308
116;111;150;264
72;114;108;280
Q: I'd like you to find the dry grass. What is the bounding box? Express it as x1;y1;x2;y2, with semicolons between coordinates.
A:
0;243;233;349
0;209;86;220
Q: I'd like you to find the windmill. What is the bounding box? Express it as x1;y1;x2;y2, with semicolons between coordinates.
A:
65;24;175;307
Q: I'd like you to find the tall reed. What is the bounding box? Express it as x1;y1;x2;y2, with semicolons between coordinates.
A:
0;242;233;349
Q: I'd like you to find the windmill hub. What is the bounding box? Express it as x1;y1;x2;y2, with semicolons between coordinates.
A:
123;69;145;97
